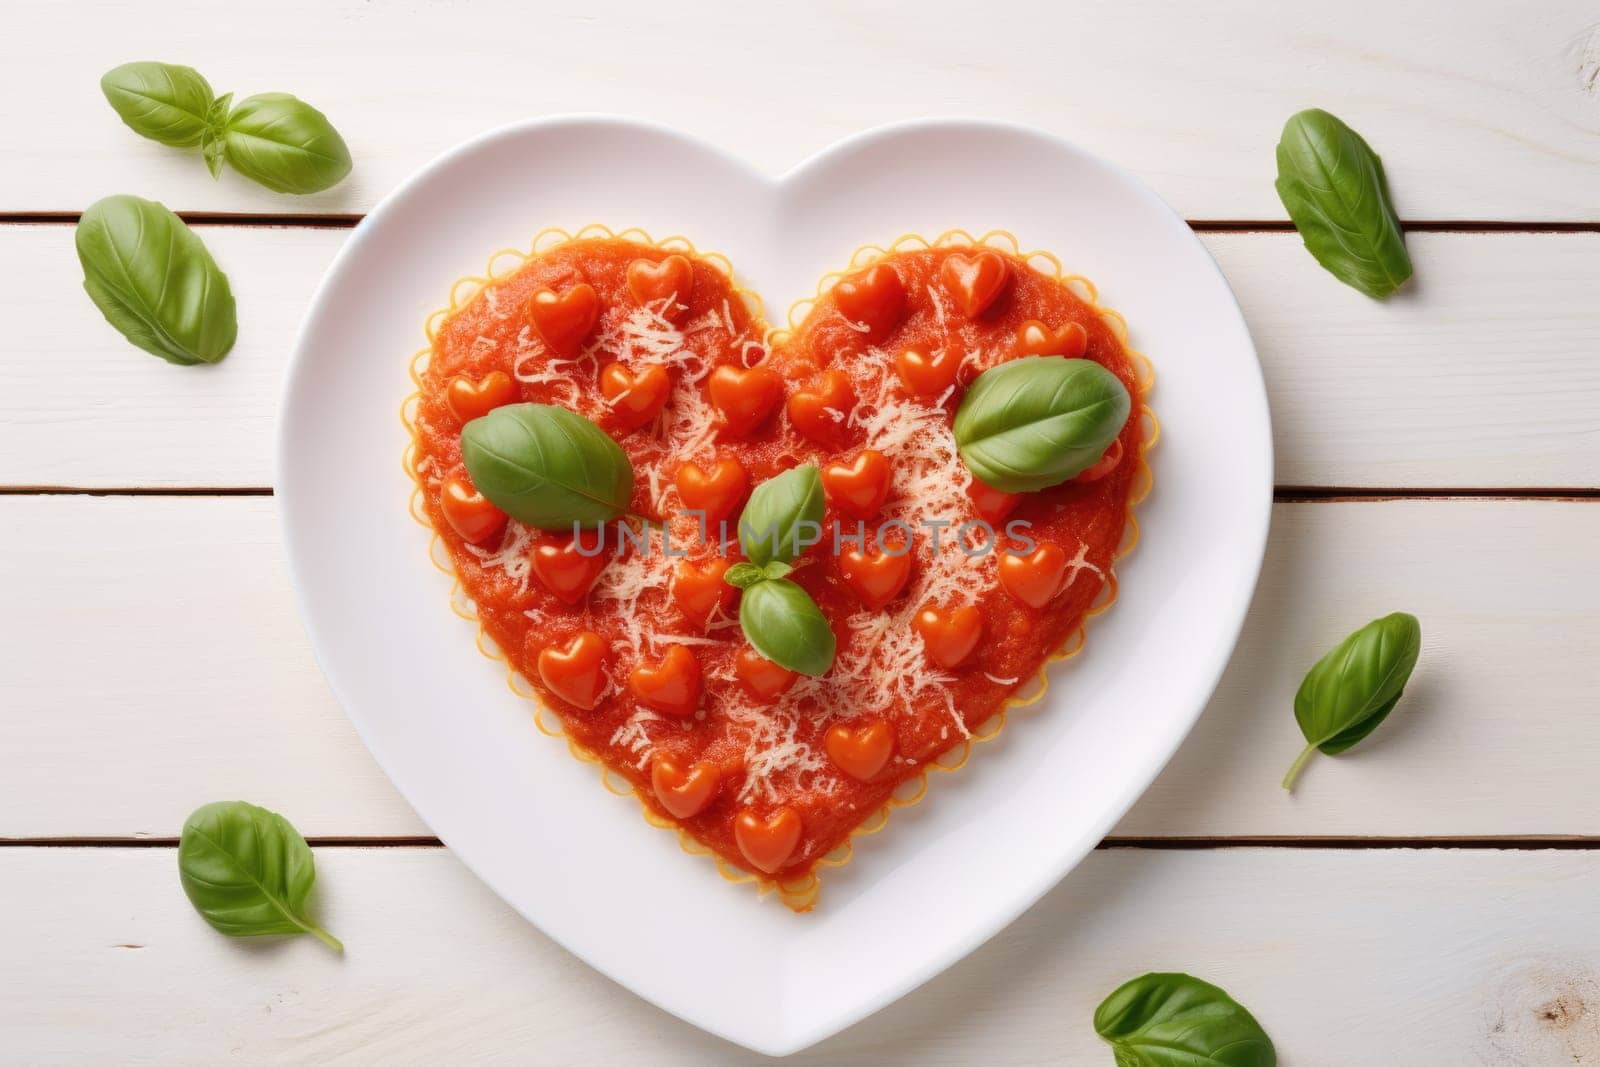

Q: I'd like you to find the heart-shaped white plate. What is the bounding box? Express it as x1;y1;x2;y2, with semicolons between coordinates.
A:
278;117;1271;1056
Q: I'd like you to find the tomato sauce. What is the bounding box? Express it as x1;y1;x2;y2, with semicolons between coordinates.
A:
412;238;1146;901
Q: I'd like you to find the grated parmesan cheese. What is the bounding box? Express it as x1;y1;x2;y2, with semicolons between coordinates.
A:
590;528;673;657
723;686;835;804
465;520;535;593
610;707;670;770
810;331;1002;739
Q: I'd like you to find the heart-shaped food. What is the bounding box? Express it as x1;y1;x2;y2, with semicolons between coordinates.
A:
406;228;1153;910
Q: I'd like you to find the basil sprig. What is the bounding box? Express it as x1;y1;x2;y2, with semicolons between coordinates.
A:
1275;108;1412;300
76;195;237;365
461;403;634;530
726;467;835;676
101;61;351;194
1095;972;1276;1066
178;801;343;952
738;464;825;567
1283;612;1422;790
953;355;1130;493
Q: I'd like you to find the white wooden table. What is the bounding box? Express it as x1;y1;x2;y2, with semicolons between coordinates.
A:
3;2;1599;1061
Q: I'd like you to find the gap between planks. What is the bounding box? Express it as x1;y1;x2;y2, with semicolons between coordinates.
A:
3;212;1599;234
7;836;1600;851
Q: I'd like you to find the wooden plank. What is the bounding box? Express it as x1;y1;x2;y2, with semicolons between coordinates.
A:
0;494;426;838
6;0;1599;219
3;226;1597;489
3;495;1596;840
3;846;1597;1061
1114;497;1600;836
1210;232;1600;490
0;224;343;489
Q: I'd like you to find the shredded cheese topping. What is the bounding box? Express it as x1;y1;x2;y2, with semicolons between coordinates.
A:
465;520;535;594
589;528;674;658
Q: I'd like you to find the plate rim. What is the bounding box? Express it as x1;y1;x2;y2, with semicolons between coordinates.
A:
276;114;1274;1056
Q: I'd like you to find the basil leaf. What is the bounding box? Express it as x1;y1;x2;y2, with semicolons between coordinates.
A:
738;465;824;567
223;92;352;194
1283;612;1422;790
1275;108;1413;300
953;356;1131;493
1095;972;1275;1067
178;801;343;952
738;578;836;676
75;195;238;366
460;403;633;531
724;563;767;589
100;61;216;148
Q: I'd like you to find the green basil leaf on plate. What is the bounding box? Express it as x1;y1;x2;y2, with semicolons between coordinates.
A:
460;403;633;531
76;195;238;366
178;801;343;952
1275;108;1413;300
100;61;217;148
738;464;825;568
1095;972;1276;1067
223;92;353;194
952;355;1130;493
1283;612;1422;790
738;578;836;677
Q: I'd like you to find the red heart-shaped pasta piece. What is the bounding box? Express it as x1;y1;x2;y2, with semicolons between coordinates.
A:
735;807;803;873
941;250;1010;318
824;719;895;782
651;756;720;818
527;284;600;357
599;362;670;430
709;365;783;437
446;371;519;423
832;263;906;341
537;631;608;710
627;254;694;321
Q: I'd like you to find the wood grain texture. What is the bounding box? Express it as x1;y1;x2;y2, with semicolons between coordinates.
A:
0;224;342;488
3;846;1598;1062
3;494;1594;840
5;0;1600;219
3;226;1597;489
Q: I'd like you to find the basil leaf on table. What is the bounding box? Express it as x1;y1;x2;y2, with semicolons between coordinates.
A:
100;61;217;147
738;578;836;677
223;92;353;194
1275;108;1413;300
460;403;634;530
178;801;343;952
75;195;238;365
738;464;825;567
1283;612;1422;790
952;355;1130;493
1095;972;1276;1066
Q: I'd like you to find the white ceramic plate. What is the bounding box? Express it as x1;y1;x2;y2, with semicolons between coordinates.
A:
278;117;1271;1056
